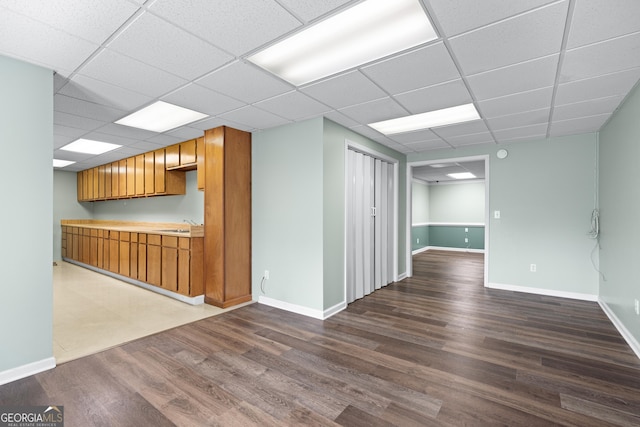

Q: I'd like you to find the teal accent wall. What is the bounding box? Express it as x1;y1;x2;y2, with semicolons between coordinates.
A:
53;171;93;261
409;134;599;296
411;225;429;251
428;226;484;250
0;56;53;373
599;81;640;346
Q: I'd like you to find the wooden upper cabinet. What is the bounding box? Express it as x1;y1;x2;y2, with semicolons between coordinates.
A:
119;159;127;198
92;168;99;200
165;145;180;169
77;172;83;201
98;166;106;200
180;139;197;167
135;154;145;196
155;149;166;194
144;152;155;195
111;161;119;198
105;164;112;199
197;136;205;191
126;157;135;196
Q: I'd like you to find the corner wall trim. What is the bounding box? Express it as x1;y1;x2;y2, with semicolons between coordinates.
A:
0;357;55;386
258;296;346;320
598;299;640;360
486;282;598;302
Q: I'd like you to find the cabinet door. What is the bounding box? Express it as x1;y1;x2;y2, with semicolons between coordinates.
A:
147;234;162;286
119;232;130;277
77;172;83;201
90;229;98;267
109;231;120;273
127;157;135;196
118;159;127;198
105;165;112;199
92;168;99;200
138;234;147;282
98;166;106;200
72;228;79;260
161;236;178;292
111;162;119;198
144;152;154;195
97;230;104;269
135;155;145;196
165;144;180;169
154;149;165;194
61;226;68;258
83;170;90;201
197;136;205;191
130;233;138;279
180;139;197;166
82;229;91;264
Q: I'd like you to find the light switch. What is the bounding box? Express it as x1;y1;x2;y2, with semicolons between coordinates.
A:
494;210;501;219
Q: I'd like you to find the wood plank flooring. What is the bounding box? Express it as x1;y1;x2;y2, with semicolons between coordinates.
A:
2;250;640;426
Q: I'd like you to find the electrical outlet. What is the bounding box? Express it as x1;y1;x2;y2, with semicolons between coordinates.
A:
464;238;468;243
530;264;537;273
494;210;501;219
635;299;639;316
264;270;269;280
417;238;419;244
465;227;469;232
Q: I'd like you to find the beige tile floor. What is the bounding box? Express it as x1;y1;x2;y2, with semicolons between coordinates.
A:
53;261;252;364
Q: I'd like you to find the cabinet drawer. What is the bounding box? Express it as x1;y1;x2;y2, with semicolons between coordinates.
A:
120;232;130;242
147;234;162;246
162;235;178;248
178;237;190;250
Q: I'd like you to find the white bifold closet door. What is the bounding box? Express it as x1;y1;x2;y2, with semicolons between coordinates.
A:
347;149;394;304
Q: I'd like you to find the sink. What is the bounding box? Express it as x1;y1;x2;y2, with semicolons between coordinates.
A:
156;229;189;233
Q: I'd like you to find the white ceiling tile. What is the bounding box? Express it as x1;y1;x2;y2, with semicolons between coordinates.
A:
426;0;557;37
196;61;293;104
94;123;159;141
186;117;239;132
560;32;640;83
550;114;610;137
404;140;451;151
361;43;460;95
52;149;92;162
387;129;443;144
487;108;550;131
553;95;624;122
78;49;188;98
108;12;234;81
53;73;69;93
567;0;640;49
394;79;473;114
555;68;640;105
161;83;244;116
348;125;387;141
149;0;301;56
467;54;559;100
166;126;205;140
478;87;553;118
80;132;140;147
54;134;75;149
449;1;568;75
493;123;548;142
54;124;89;139
301;71;387;109
0;8;98;72
128;141;166;152
0;0;140;44
324;111;361;129
218;106;291;130
59;74;153;111
446;132;496;147
339;98;408;123
144;133;184;146
277;0;354;23
432;120;490;138
55;94;127;122
254;91;331;121
54;111;108;132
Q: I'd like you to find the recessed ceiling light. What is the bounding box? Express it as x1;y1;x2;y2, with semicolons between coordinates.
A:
115;101;208;133
429;163;454;168
369;104;481;135
248;0;437;86
447;172;476;180
60;139;121;155
53;159;76;168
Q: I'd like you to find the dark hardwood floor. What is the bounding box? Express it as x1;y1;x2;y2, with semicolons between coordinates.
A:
2;250;640;426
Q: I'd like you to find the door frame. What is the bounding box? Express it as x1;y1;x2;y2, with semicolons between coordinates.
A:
344;139;399;304
405;155;490;286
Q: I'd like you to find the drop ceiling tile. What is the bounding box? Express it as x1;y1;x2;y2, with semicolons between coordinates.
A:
108;12;234;81
55;94;127;122
78;49;188;98
149;0;301;56
339;97;408;124
487;108;550;131
80;131;140;147
467;54;559;100
426;0;557;37
404;139;451;151
478;87;553;118
127;141;166;152
276;0;353;23
0;0;139;45
394;79;473;114
301;71;387;109
58;74;153;111
387;129;443;144
254;91;331;121
54;134;75;149
348;125;387;141
449;1;568;75
561;33;640;83
550;114;610;137
161;83;244;116
0;8;98;72
53;150;92;163
144;134;184;146
166;126;205;140
187;117;238;132
555;68;640;105
493;123;548;142
54;73;69;93
553;95;624;122
196;61;293;104
447;133;495;147
432;120;490;139
324;111;360;128
218;106;291;130
567;0;640;49
361;42;460;95
54;124;89;139
94;123;159;141
54;111;108;132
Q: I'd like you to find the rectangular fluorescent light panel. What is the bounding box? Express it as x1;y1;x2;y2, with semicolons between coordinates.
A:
248;0;438;86
369;103;481;135
447;172;476;180
60;139;121;155
115;101;208;133
53;159;76;168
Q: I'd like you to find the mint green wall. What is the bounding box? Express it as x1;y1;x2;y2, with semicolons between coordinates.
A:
412;180;430;224
429;226;484;250
0;56;53;372
429;182;485;223
599;82;640;344
53;171;93;261
253;118;325;310
409;134;598;295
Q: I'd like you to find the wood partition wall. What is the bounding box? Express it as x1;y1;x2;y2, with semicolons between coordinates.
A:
203;126;252;308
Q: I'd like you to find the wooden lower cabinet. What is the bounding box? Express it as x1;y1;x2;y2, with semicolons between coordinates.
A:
138;234;147;282
109;231;119;274
130;233;138;279
146;234;162;287
161;236;178;292
119;232;130;277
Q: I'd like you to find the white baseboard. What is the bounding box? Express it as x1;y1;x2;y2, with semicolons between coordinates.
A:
411;247;429;255
414;246;485;254
486;282;598;302
397;273;407;281
598;299;640;360
63;258;204;305
258;296;346;320
0;357;56;386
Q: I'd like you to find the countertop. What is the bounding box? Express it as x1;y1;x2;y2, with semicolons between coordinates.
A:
61;219;204;238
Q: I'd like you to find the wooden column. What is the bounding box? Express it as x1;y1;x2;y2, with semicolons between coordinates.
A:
204;126;252;308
